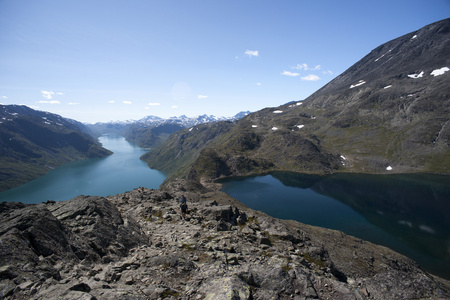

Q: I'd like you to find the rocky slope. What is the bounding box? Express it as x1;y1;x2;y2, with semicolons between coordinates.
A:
0;105;112;192
143;19;450;181
1;180;449;299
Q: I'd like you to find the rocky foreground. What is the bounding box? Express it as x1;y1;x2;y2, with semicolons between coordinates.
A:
1;180;449;299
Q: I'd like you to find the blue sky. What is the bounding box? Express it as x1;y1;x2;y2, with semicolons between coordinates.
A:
0;0;449;123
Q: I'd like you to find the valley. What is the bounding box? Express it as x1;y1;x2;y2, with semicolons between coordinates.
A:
0;18;449;300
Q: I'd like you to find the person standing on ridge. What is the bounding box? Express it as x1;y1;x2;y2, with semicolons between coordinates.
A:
179;195;188;220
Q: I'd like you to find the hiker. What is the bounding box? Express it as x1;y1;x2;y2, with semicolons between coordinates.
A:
179;195;188;220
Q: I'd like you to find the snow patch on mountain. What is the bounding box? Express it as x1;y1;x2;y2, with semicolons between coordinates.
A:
350;80;366;89
430;67;449;77
408;71;424;79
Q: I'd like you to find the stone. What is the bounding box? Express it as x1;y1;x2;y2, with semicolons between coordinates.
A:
69;282;91;293
1;181;449;299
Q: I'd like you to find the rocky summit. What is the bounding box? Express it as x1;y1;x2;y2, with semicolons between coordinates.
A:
1;180;449;299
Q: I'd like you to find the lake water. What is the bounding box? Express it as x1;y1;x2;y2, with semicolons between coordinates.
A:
0;135;166;204
219;172;450;279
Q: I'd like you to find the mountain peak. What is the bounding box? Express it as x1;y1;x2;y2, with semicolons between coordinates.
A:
143;18;450;181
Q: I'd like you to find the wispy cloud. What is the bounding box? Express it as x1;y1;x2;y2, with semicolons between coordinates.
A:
245;50;259;57
122;101;132;105
323;70;333;75
292;63;321;71
198;95;208;99
171;105;178;109
68;102;80;105
256;82;262;86
1;96;7;99
282;71;300;77
108;100;116;103
41;91;55;99
147;102;161;106
38;100;61;104
41;90;63;100
301;74;320;81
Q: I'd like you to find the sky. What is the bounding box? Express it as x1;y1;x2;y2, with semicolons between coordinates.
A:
0;1;449;123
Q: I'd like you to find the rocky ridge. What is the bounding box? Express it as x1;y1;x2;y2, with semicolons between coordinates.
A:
1;180;449;299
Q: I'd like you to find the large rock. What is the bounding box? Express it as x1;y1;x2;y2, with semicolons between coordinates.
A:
0;196;148;298
48;195;148;260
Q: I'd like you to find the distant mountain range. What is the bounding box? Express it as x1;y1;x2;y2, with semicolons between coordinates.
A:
87;111;251;148
2;19;449;191
0;105;112;191
87;112;251;135
143;18;450;182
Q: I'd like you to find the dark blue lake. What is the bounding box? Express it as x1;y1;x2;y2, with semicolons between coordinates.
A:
0;135;166;204
219;172;450;279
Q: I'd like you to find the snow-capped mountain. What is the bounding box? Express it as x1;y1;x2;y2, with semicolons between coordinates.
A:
86;111;251;137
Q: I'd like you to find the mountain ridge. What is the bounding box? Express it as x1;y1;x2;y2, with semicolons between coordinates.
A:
143;18;450;182
86;111;251;149
1;181;449;299
0;105;112;192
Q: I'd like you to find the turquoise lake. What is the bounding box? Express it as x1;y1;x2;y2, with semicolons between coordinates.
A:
0;135;166;204
219;172;450;279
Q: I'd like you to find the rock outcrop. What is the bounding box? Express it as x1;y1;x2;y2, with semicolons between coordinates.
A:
1;180;449;299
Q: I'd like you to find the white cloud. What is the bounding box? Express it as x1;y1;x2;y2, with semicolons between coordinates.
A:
1;96;7;99
282;71;300;77
41;90;63;100
41;90;55;99
198;95;208;99
122;101;132;105
147;102;161;106
68;102;80;105
245;50;259;57
256;82;262;86
323;70;333;75
292;63;321;71
301;74;320;81
171;105;178;109
38;100;61;104
108;100;116;103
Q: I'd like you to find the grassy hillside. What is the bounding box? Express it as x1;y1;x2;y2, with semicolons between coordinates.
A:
0;105;112;191
142;19;450;183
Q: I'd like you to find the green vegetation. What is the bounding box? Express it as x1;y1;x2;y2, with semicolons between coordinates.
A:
139;21;450;182
0;105;111;192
